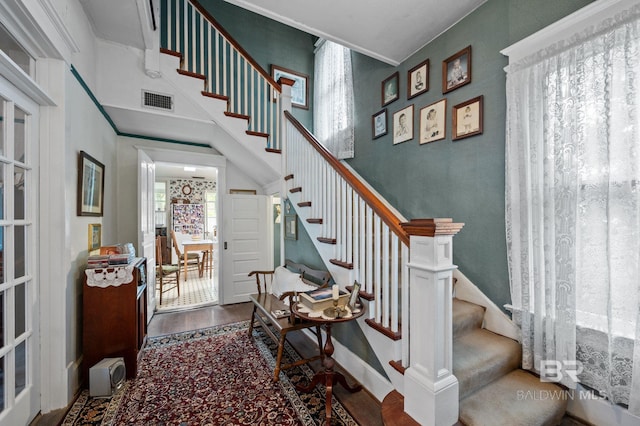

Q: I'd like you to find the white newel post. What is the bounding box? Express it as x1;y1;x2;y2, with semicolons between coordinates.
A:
279;78;293;266
401;218;464;426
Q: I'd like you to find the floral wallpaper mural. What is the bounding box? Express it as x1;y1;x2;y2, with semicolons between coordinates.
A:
169;179;216;204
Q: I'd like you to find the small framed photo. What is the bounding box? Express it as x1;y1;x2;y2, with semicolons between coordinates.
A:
271;65;309;109
381;72;399;106
420;99;447;144
442;45;472;94
392;104;414;145
348;281;362;310
77;151;105;217
372;109;388;139
407;59;429;99
452;95;483;140
284;214;298;240
88;223;101;251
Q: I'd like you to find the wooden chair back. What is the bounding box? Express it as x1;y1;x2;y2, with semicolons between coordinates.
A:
170;230;183;257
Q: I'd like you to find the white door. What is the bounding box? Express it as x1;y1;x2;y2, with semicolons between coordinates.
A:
221;194;270;304
0;77;40;425
137;150;156;320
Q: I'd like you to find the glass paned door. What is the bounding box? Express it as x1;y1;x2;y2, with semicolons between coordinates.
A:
0;86;39;425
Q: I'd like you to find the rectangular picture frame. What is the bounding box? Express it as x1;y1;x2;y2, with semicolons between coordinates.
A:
407;59;429;99
419;99;446;144
372;108;388;139
348;281;362;310
284;214;298;240
443;45;472;94
77;151;105;217
392;104;414;145
88;223;101;251
453;95;483;140
381;71;399;106
271;65;309;109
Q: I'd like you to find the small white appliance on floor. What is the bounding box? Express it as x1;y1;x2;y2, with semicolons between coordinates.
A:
89;357;126;397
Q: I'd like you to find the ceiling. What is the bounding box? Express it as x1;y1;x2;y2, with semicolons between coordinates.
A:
80;0;487;66
155;162;218;180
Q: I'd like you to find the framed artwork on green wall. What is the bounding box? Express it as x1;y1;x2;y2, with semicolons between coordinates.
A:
443;45;472;94
271;65;309;109
284;214;298;240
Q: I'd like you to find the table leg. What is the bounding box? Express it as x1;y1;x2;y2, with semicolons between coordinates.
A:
183;251;188;281
295;323;362;425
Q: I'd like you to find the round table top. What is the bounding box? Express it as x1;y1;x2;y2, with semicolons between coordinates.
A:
292;302;365;324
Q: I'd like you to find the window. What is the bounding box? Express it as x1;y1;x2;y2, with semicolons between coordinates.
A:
313;40;354;159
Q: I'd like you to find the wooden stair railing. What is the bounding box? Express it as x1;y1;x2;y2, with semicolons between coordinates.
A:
284;111;409;363
161;0;281;151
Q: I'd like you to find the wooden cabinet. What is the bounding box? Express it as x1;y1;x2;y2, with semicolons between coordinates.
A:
83;257;148;382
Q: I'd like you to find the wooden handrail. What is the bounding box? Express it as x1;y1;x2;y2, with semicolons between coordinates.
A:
285;111;410;246
188;0;281;92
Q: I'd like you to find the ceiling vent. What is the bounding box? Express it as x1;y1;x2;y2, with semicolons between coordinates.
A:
142;90;173;111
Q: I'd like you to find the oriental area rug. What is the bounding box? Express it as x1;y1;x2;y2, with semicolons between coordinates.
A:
62;321;357;425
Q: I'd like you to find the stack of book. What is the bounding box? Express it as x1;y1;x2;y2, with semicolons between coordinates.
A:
87;255;110;269
299;287;349;312
108;254;131;265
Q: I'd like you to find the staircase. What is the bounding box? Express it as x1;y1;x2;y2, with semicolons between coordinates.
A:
155;1;570;424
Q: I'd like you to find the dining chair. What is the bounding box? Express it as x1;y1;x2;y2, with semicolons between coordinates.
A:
170;230;201;280
156;236;180;305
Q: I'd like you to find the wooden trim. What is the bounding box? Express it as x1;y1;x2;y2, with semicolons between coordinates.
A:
265;148;281;154
365;319;402;340
188;0;281;91
284;174;294;181
297;201;311;207
400;218;464;237
306;218;323;224
290;187;302;193
285;111;410;246
160;48;182;60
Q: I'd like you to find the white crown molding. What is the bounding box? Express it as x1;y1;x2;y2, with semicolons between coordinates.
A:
502;0;636;64
38;0;80;54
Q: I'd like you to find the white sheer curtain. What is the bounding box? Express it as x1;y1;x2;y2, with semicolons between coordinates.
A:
313;40;354;159
505;4;640;413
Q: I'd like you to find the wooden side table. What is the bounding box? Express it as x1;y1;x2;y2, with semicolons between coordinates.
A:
292;303;365;425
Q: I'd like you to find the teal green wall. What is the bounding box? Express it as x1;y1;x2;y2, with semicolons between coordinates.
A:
198;0;315;130
346;0;593;312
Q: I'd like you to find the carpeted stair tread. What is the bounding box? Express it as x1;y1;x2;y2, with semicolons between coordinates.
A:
460;369;568;426
454;328;521;399
453;298;485;339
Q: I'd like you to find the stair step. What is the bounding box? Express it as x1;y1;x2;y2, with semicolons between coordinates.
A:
201;91;229;102
177;69;206;82
389;360;406;375
224;111;250;121
453;328;521;399
284;174;294;181
160;47;183;62
330;258;353;269
265;148;281;154
460;369;568;426
453;298;485;339
307;218;323;224
290;187;302;193
364;318;401;340
297;201;311;207
246;130;269;138
317;237;336;244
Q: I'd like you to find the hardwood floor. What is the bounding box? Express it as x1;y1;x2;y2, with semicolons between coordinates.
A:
33;302;383;425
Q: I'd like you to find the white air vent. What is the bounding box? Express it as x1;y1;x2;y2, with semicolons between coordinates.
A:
142;90;173;111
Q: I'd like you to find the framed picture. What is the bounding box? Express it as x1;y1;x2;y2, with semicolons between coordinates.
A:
419;99;447;144
284;214;297;240
381;72;399;106
407;59;429;99
77;151;105;216
88;223;101;251
348;281;362;309
372;109;388;139
442;45;472;93
271;65;309;109
392;104;414;145
452;95;483;140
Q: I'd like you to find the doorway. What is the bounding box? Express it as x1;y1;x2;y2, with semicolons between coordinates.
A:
154;162;219;311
